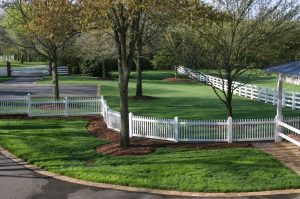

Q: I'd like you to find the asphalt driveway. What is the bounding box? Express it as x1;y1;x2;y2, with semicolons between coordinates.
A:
0;77;97;97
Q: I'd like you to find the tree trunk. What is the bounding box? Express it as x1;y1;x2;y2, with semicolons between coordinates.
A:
102;60;106;78
135;57;143;97
20;52;24;64
119;72;130;147
117;30;132;148
48;60;53;76
6;61;11;77
135;22;143;97
226;78;233;118
27;51;31;62
52;54;60;100
135;59;142;97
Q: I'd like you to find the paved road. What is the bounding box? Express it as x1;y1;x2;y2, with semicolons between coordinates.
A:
0;154;299;199
0;77;97;97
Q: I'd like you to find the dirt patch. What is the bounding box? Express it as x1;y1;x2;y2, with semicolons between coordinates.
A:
88;117;253;156
128;96;158;100
0;114;30;119
161;77;190;83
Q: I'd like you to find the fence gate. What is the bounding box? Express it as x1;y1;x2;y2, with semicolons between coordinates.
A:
278;118;300;147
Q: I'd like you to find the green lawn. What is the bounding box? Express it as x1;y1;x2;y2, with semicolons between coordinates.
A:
0;76;13;83
39;71;300;119
0;118;299;192
205;69;300;92
0;61;47;68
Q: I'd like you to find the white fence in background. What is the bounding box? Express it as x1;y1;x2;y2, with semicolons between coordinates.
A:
177;66;300;110
57;66;69;75
0;94;101;117
1;94;300;143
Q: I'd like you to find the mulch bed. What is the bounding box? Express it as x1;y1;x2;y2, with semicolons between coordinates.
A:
88;116;253;156
161;77;190;83
0;114;30;119
128;95;158;100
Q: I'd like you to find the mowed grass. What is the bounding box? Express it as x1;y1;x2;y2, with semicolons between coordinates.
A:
39;70;300;119
0;76;13;83
205;69;300;92
0;118;299;192
0;61;47;68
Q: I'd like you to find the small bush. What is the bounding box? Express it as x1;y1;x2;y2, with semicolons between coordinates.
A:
80;60;111;78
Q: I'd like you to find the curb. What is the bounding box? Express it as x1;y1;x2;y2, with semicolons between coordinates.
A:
1;146;300;198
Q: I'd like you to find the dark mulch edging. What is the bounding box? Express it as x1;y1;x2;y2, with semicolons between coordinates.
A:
161;77;190;83
88;116;253;156
128;96;158;100
0;114;90;120
0;114;30;119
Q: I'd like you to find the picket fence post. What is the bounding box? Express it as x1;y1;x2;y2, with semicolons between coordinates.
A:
27;93;32;117
174;116;179;142
227;117;233;143
275;115;282;142
64;97;69;116
129;112;133;138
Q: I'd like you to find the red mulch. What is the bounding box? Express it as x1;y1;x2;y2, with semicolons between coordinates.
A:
161;77;190;83
287;134;300;142
88;116;253;156
128;96;158;100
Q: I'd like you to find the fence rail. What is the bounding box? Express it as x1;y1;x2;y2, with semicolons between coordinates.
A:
1;94;300;143
177;66;300;110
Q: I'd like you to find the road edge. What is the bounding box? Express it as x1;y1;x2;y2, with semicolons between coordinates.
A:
1;146;300;198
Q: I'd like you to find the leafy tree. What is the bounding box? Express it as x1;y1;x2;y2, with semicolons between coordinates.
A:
80;0;219;147
1;0;78;99
75;31;116;78
187;0;300;117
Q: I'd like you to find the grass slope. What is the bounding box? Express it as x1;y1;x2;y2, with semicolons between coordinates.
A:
0;76;13;83
0;61;47;68
0;118;299;192
39;71;300;119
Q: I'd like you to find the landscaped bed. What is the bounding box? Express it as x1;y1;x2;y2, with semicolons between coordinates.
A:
0;117;299;192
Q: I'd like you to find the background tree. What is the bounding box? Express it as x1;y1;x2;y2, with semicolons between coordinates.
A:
1;0;78;99
186;0;300;117
80;0;144;147
75;31;116;78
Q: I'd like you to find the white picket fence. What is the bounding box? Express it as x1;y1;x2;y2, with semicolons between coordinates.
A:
0;94;101;117
99;96;300;143
177;66;300;110
1;94;299;143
